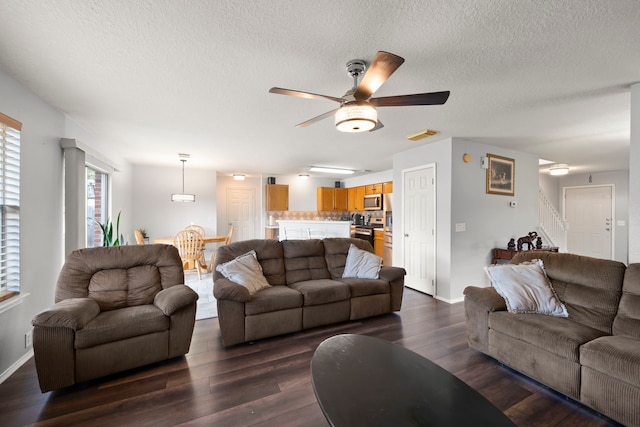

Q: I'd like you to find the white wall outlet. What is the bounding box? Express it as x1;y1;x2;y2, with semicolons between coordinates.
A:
25;329;33;348
509;201;517;208
455;223;466;232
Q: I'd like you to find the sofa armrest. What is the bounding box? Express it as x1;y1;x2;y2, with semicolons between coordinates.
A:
379;266;407;311
463;286;506;312
463;286;506;354
154;285;199;316
32;298;100;331
214;278;251;303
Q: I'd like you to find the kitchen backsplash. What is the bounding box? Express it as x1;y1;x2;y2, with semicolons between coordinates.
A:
267;211;383;221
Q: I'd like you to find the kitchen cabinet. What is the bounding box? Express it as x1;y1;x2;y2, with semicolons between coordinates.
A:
374;230;384;259
365;183;383;195
347;186;365;211
382;181;393;194
266;184;289;211
317;187;348;211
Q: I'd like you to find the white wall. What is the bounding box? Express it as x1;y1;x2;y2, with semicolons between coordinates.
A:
393;137;539;302
0;68;66;379
558;170;629;264
342;170;393;188
132;164;217;240
630;83;640;263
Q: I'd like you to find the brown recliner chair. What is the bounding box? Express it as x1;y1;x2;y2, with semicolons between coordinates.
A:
32;244;198;392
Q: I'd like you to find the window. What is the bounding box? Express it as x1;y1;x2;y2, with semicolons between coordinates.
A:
0;113;21;303
86;166;109;247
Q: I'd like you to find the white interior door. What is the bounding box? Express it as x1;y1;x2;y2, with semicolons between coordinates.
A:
564;186;613;259
403;165;436;295
226;188;255;241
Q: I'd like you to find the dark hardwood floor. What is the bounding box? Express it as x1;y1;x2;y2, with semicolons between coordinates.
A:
0;289;620;427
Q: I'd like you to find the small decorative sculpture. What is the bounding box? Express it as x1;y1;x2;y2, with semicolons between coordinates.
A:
517;231;538;251
507;238;516;250
536;236;543;249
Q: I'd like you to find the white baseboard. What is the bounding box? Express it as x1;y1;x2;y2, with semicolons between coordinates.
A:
0;349;34;384
434;295;465;304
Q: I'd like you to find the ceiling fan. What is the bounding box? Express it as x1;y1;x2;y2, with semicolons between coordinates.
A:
269;51;450;133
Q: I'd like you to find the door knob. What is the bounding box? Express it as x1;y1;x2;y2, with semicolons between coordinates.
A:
404;233;409;237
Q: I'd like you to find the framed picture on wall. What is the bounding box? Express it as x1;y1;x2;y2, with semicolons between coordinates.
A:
486;154;515;196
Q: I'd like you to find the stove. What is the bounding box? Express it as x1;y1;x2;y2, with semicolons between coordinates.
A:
354;218;383;246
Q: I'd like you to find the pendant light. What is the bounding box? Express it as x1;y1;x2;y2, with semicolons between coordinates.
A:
171;156;195;202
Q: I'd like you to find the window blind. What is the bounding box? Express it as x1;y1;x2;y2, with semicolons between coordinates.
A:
0;113;21;301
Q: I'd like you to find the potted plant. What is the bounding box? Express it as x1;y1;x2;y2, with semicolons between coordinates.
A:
95;211;126;246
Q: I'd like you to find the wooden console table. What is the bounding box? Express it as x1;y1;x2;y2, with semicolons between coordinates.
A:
492;247;559;264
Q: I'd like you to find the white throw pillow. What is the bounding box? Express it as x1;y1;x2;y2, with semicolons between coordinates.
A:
485;259;568;317
342;244;382;279
215;250;271;295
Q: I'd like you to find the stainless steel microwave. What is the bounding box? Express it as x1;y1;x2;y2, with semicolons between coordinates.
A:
364;194;383;211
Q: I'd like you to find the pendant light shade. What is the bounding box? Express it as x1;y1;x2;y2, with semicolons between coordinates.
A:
335;102;377;132
171;158;196;202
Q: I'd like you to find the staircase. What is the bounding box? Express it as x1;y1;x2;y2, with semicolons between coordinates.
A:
538;187;567;251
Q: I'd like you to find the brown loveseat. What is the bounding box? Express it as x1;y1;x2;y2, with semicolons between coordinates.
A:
32;244;199;392
213;238;406;347
464;251;640;426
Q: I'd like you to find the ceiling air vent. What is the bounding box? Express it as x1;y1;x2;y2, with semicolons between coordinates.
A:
407;129;438;141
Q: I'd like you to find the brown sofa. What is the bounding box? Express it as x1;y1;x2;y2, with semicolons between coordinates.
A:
464;251;640;426
32;244;199;392
213;238;406;347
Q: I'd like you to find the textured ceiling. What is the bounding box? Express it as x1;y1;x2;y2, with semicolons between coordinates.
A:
1;0;639;177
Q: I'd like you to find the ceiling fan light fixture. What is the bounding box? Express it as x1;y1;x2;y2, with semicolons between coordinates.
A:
335;102;377;132
233;174;245;181
549;163;569;176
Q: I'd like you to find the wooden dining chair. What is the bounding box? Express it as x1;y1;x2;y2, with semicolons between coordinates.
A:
185;224;207;270
173;229;206;279
134;229;145;245
209;224;234;272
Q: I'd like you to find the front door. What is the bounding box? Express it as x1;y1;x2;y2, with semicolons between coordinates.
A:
564;185;613;259
403;165;436;295
226;188;255;241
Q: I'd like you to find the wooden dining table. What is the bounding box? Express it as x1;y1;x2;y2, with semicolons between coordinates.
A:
152;235;226;245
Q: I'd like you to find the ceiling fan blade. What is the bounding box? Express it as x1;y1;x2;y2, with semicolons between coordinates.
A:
353;51;405;101
369;120;384;132
369;91;450;107
269;87;342;103
295;108;339;128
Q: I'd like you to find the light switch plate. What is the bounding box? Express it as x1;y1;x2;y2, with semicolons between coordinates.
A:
455;223;466;232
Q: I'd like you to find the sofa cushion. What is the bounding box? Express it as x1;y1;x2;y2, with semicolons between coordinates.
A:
56;245;184;303
489;311;607;362
244;285;303;316
613;263;640;339
282;239;331;285
338;277;390;298
486;260;568;317
342;244;382;279
215;250;271;295
323;238;376;279
511;251;625;333
288;279;350;306
214;239;286;286
88;265;162;311
75;305;169;349
581;335;640;385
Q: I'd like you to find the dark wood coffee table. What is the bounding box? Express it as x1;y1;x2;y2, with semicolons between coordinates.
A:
311;334;516;427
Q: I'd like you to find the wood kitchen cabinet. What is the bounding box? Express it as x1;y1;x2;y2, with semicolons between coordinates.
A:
266;184;289;211
347;186;365;211
382;181;393;194
317;187;348;211
374;230;384;259
365;183;383;195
